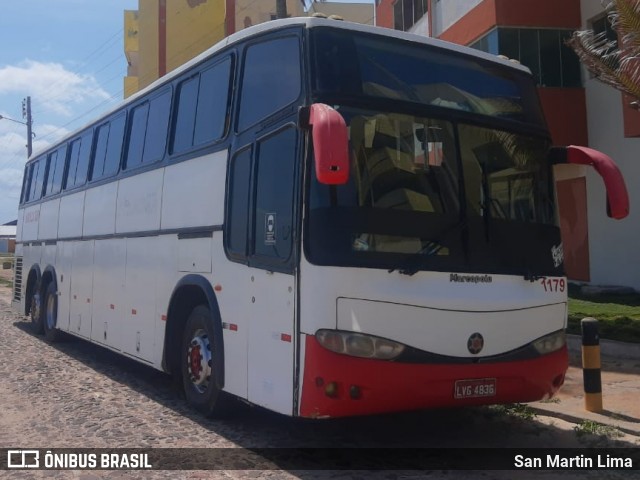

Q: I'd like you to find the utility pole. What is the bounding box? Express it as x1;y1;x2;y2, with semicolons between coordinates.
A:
276;0;288;19
22;96;33;158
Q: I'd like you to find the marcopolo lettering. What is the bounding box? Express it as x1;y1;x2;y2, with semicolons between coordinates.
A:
449;274;493;284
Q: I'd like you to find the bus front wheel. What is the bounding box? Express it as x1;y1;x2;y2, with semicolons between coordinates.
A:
181;305;233;417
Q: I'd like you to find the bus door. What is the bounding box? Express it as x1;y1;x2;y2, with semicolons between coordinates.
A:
227;125;300;415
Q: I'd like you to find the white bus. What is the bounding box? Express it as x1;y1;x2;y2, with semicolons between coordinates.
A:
13;18;628;418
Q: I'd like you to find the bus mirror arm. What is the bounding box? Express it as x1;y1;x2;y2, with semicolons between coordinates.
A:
549;145;629;220
303;103;350;185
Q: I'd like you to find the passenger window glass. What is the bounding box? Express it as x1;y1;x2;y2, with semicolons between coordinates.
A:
26;160;43;202
173;76;199;153
126;103;149;169
143;90;171;164
104;113;125;177
253;128;297;260
48;145;67;195
227;148;252;258
194;58;231;145
92;123;110;180
238;37;301;131
75;130;93;187
66;138;82;189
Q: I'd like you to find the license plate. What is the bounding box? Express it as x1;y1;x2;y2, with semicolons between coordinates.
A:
454;378;496;399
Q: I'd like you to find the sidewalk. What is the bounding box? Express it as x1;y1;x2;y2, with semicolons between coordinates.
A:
531;335;640;437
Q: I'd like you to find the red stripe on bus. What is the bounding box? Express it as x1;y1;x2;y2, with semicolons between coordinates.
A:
161;315;167;321
299;335;567;418
110;304;115;310
230;324;238;331
281;333;292;343
131;309;137;315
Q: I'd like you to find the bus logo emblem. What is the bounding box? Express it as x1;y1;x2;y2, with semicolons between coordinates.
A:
467;333;484;354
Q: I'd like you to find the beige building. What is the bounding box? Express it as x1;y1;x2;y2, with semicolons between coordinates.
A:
124;0;307;98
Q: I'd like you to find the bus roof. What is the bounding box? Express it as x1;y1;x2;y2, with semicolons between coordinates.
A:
29;17;531;162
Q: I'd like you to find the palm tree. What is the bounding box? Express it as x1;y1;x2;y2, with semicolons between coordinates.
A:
568;0;640;104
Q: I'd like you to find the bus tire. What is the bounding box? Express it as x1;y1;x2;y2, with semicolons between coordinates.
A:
43;282;63;342
181;305;234;417
29;285;44;335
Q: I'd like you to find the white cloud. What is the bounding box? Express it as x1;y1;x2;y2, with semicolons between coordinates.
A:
0;60;110;117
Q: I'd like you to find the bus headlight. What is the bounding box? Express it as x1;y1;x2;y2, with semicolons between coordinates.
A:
532;330;566;355
316;330;405;360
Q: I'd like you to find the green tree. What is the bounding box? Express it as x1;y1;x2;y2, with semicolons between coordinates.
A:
568;0;640;103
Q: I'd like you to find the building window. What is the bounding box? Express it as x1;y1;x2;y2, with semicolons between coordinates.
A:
393;0;427;32
471;28;582;88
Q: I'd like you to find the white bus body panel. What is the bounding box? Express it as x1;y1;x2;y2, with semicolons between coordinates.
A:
22;204;41;242
123;237;159;362
16;209;24;243
39;199;60;241
161;151;226;229
69;240;94;339
116;169;163;234
56;241;73;331
299;258;566;358
58;191;85;239
84;182;118;236
91;239;127;350
337;298;565;357
210;237;249;400
246;269;295;415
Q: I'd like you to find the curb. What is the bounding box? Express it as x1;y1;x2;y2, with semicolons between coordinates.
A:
566;334;640;360
529;402;640;437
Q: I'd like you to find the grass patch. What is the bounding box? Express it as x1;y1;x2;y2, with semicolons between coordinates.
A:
567;287;640;343
573;420;623;439
490;403;537;420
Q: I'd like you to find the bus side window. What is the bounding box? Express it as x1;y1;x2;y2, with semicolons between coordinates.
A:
194;57;231;145
143;90;171;164
66;138;82;189
29;158;45;202
253;127;297;263
19;164;29;204
125;89;171;169
65;131;92;189
48;144;67;196
92;113;125;181
172;75;199;153
227;148;252;260
237;36;301;131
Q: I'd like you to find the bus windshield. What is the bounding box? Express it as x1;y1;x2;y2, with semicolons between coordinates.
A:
306;106;560;276
310;28;546;128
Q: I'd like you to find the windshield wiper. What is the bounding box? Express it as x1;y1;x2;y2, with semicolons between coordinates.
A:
388;218;468;276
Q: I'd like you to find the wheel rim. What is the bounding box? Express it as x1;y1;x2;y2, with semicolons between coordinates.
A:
186;328;212;394
46;293;56;330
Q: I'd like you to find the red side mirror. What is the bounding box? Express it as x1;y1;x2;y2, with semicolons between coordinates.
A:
308;103;350;185
565;145;629;219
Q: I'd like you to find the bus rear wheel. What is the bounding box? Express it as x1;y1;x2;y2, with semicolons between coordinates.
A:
43;282;63;342
181;305;234;417
30;288;44;335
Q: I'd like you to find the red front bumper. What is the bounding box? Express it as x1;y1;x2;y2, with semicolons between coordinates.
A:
299;335;568;418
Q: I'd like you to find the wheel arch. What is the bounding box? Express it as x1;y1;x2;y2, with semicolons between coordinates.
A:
163;274;225;390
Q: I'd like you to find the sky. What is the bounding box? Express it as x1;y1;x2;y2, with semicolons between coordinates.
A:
0;0;374;224
0;0;139;223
